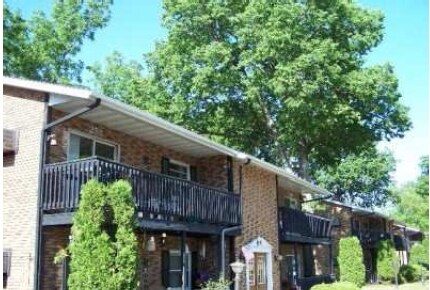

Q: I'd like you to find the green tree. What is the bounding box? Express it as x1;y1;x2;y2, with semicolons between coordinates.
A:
3;0;112;83
314;148;395;207
67;180;137;290
338;237;365;287
392;156;429;231
91;0;411;179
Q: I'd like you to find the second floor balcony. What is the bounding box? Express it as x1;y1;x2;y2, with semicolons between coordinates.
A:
42;157;242;226
278;207;333;243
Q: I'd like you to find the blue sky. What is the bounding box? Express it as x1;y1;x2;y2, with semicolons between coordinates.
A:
9;0;429;185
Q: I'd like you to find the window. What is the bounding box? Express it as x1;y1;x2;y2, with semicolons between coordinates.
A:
161;157;194;181
68;133;118;161
257;255;266;285
168;160;190;180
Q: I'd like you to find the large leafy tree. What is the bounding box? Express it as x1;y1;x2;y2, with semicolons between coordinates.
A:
92;0;410;179
392;156;429;231
314;148;395;207
3;0;112;83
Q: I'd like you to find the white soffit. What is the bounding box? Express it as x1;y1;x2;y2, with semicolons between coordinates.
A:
53;99;221;157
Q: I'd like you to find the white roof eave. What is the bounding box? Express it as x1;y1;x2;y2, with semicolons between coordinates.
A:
3;76;332;197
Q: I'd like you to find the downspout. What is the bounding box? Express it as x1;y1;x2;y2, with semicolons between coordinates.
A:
34;97;101;290
220;225;242;278
219;155;250;277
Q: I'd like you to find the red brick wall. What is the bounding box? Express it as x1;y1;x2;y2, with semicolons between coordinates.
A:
40;227;69;290
48;109;235;193
235;164;279;290
40;227;221;290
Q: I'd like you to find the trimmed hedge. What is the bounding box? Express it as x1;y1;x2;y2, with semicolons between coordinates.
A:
376;240;397;282
338;237;365;287
310;282;359;290
399;264;425;283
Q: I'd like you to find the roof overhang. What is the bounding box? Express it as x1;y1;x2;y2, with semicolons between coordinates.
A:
325;200;392;220
3;77;332;197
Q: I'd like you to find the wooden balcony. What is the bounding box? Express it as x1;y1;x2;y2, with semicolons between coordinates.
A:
352;229;391;247
42;157;242;226
278;207;333;243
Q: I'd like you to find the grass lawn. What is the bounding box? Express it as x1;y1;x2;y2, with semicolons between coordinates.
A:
362;281;429;290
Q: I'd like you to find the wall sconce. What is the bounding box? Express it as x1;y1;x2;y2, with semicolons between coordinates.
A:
145;236;156;252
275;254;283;262
145;233;167;252
161;232;167;246
200;241;206;259
47;134;57;146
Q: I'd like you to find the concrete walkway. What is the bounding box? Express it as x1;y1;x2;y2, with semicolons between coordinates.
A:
362;281;429;290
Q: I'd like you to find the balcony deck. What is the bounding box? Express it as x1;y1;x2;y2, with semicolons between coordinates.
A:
278;207;333;244
42;157;242;227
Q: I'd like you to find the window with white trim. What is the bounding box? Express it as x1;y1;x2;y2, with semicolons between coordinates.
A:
68;133;118;161
167;159;190;180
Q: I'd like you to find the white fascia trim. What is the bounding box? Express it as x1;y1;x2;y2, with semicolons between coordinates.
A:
3;77;92;99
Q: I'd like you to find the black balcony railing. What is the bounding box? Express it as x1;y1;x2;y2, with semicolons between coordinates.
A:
352;229;391;247
278;207;332;241
42;157;242;226
393;234;409;251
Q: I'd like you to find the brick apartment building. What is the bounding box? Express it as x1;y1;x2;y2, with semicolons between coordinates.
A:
3;77;335;290
322;200;423;283
3;77;421;290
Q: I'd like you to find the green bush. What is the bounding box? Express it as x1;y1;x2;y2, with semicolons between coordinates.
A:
399;264;425;283
67;180;138;290
310;281;359;290
410;238;429;267
338;237;365;287
376;240;397;282
201;278;231;290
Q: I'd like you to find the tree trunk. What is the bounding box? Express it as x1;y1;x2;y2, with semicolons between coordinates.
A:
297;145;310;181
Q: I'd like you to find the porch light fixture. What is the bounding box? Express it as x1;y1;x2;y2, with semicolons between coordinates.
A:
200;241;206;259
161;232;167;246
47;133;57;146
145;236;156;252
